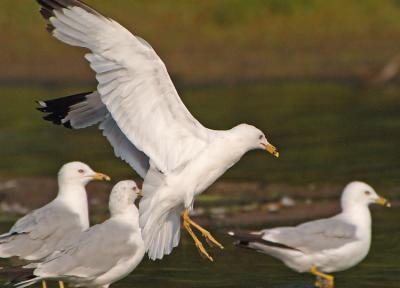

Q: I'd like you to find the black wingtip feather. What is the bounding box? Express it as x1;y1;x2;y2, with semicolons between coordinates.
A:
36;0;102;17
37;0;65;10
46;23;55;33
0;266;35;287
43;113;61;124
36;0;105;39
9;269;36;286
234;240;251;248
37;91;92;129
40;7;54;19
37;0;59;10
37;0;53;10
36;107;47;113
228;230;302;252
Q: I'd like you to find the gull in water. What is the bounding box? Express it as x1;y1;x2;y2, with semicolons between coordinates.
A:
228;181;390;288
35;0;279;261
0;161;110;288
11;180;145;288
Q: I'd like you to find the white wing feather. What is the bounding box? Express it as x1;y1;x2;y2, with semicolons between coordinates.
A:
38;0;212;260
99;114;149;178
46;3;210;173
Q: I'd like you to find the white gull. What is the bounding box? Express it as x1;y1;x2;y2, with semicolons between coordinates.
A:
35;0;279;261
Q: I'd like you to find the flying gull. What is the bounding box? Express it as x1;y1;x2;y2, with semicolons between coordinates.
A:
35;0;279;261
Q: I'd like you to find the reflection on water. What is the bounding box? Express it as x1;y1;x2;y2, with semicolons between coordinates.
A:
0;208;398;288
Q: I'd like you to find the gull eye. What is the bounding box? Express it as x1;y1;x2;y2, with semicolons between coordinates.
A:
78;169;85;174
258;135;263;140
132;187;137;191
364;191;371;196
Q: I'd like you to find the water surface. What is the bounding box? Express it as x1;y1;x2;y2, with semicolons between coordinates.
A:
0;207;398;288
0;82;399;188
0;81;399;286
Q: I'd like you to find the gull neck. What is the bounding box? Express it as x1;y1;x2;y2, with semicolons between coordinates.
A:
341;203;372;231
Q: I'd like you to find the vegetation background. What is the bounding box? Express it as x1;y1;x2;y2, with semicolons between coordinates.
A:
3;0;400;83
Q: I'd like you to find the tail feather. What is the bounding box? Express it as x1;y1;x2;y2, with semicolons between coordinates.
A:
37;91;107;129
142;208;181;260
139;169;181;260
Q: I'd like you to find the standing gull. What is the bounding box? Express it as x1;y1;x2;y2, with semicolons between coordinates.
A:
0;161;109;259
35;0;279;261
228;181;390;288
0;162;109;288
11;180;145;288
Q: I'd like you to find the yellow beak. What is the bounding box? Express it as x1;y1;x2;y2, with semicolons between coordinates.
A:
263;143;279;158
92;172;111;181
137;189;143;197
375;196;391;207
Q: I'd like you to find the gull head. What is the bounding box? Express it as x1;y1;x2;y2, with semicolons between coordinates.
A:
341;181;391;209
109;180;142;215
232;124;279;157
58;161;111;186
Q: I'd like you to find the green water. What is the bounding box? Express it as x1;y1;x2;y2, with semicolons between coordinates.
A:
125;208;400;288
0;82;399;188
0;82;399;286
0;207;398;288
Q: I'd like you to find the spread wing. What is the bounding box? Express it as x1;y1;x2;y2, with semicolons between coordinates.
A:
261;217;358;253
38;91;150;178
37;0;210;173
99;113;150;178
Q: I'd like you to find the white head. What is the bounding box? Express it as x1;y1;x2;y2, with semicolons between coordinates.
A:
231;124;279;157
58;161;110;186
109;180;142;216
341;181;390;211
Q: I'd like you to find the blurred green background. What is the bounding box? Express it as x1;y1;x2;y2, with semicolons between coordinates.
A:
4;0;400;82
0;0;399;188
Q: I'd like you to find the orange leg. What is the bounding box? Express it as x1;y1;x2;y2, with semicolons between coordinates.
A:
182;209;224;261
310;266;334;288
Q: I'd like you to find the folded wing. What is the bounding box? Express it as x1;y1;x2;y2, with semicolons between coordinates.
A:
261;217;357;253
0;203;82;260
36;221;139;279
